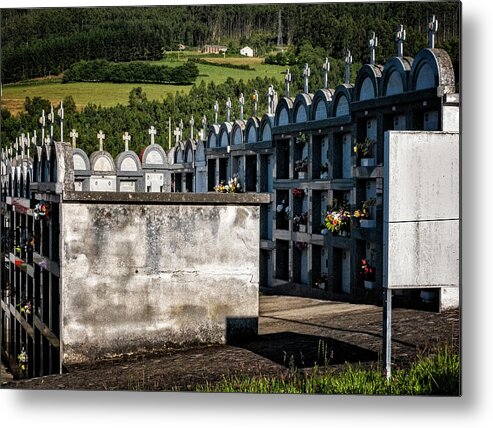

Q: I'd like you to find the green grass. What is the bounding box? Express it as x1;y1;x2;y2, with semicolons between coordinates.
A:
195;348;460;395
2;56;285;115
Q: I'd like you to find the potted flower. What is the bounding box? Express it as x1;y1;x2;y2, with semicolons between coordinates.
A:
292;188;304;199
320;162;329;179
353;137;376;167
214;175;242;193
295;132;307;147
360;258;376;290
353;198;376;228
293;212;308;233
33;201;49;220
313;273;329;290
324;208;351;237
294;158;308;179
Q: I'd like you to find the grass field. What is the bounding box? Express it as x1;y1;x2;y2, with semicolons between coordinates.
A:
2;55;285;115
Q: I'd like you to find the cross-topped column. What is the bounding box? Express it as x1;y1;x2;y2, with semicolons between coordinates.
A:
32;130;37;147
26;132;31;159
19;134;25;159
396;25;406;57
173;127;180;144
226;97;232;122
200;115;207;141
70;129;78;149
214;100;219;124
344;49;353;85
148;125;157;145
97;130;105;151
368;32;378;65
303;63;311;94
123;132;131;152
39;110;46;144
48;104;54;142
284;69;292;98
323;57;330;89
58;101;64;143
239;93;245;121
428;15;438;49
268;85;275;115
252;90;258;116
178;119;184;140
190;115;195;140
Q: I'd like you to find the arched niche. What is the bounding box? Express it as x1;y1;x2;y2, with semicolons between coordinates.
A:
275;97;293;126
141;144;168;168
195;140;206;164
115;151;142;173
380;57;412;96
331;85;353;117
219;122;232;148
73;148;91;172
49;143;58;182
207;124;220;148
260;115;274;142
409;48;455;93
311;89;333;121
354;64;382;102
184;140;195;164
232;121;245;145
174;143;185;164
40;145;50;182
293;93;312;124
245;117;260;143
89;151;116;174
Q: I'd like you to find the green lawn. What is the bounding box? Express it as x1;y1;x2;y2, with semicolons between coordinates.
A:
2;56;285;115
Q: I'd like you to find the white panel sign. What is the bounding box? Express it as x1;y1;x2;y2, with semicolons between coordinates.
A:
383;131;459;289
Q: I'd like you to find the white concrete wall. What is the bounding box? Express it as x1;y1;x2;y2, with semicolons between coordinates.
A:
61;203;260;364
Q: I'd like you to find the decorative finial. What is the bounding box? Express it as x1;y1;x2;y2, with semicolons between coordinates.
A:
70;129;78;149
58;101;64;142
226;97;232;122
239;93;245;121
214;100;219;124
428;15;438;49
252;90;258;116
97;130;105;151
368;32;378;65
123;132;131;152
323;57;330;90
173;127;180;144
268;85;275;115
396;25;406;57
190;115;195;140
344;49;353;85
284;69;292;98
303;63;311;94
149;126;157;145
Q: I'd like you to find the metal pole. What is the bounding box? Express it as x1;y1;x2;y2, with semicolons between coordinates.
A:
383;288;392;379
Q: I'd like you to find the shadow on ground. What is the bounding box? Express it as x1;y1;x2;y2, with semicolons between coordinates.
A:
231;331;378;369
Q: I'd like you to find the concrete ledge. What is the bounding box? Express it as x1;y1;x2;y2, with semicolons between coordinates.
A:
62;191;271;205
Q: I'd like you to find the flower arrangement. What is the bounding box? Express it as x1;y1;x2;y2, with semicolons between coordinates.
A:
34;201;49;220
214;175;242;193
18;348;28;373
294;158;308;173
353;198;376;220
324;199;351;236
313;273;329;290
353;137;375;158
295;132;307;147
17;300;32;315
292;188;304;199
360;259;375;282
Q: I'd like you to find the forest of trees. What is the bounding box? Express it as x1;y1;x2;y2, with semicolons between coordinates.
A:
1;3;460;83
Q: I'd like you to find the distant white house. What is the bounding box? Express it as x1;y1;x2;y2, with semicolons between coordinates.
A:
240;46;254;57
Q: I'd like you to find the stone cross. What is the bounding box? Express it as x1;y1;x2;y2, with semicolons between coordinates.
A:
214;100;219;124
97;130;105;151
190;115;195;140
149;125;157;145
70;129;78;149
344;49;353;85
26;132;31;158
58;101;64;143
173;127;180;144
20;134;25;158
368;32;378;65
48;104;54;141
284;69;292;98
201;115;207;141
253;90;258;116
32;130;37;147
268;85;275;115
428;15;438;49
123;132;131;152
39;110;46;144
303;63;311;94
226;97;232;122
178;119;184;140
396;25;406;57
323;57;330;89
239;93;245;121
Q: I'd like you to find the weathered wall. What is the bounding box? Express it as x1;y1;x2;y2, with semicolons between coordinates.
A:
383;131;460;309
61;200;261;364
